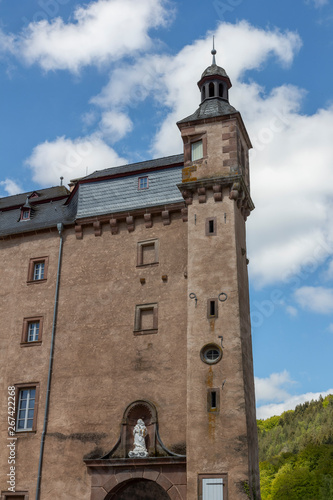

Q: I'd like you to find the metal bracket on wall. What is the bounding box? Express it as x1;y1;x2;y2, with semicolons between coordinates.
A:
189;292;197;307
218;335;224;348
218;292;228;302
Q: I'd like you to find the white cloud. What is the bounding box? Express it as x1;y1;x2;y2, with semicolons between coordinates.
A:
25;135;126;187
308;0;329;7
255;370;294;403
0;179;22;196
286;305;298;317
257;389;333;419
99;110;133;142
294;286;333;314
1;0;172;72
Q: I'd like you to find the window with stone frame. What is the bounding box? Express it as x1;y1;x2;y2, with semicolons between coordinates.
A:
137;239;159;266
134;303;158;335
15;383;39;432
21;316;43;345
198;474;228;500
27;257;48;283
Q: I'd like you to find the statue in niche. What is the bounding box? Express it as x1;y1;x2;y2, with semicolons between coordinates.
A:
128;419;149;458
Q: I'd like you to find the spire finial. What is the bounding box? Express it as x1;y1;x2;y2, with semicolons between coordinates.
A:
211;36;217;65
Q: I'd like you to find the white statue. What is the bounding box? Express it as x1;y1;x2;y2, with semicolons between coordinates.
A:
128;418;149;458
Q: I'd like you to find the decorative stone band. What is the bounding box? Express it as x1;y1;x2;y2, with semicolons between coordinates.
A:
177;174;254;220
74;202;186;239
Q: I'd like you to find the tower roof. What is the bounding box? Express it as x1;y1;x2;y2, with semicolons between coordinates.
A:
200;64;229;80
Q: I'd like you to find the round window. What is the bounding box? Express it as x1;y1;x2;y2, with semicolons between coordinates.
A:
200;343;222;365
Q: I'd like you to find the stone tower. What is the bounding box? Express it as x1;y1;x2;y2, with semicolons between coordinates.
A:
177;48;261;499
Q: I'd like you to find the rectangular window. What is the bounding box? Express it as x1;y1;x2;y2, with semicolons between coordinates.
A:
21;209;31;221
21;316;43;345
207;388;220;413
207;299;218;319
137;239;159;266
134;303;158;335
191;140;203;161
138;176;149;190
27;257;48;283
199;474;228;500
205;217;217;236
2;494;28;500
16;386;38;432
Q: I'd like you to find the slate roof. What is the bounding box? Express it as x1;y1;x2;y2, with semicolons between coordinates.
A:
177;98;237;125
0;186;69;210
0;186;72;237
83;154;184;180
76;165;184;219
201;64;229;79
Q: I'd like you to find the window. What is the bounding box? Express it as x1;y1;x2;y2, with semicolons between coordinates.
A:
15;384;39;432
137;239;159;266
134;303;158;335
207;388;220;413
199;474;228;500
191;140;203;161
27;257;48;283
138;176;149;190
205;217;217;236
200;344;223;365
207;299;218;319
20;209;31;221
22;317;43;345
1;494;28;500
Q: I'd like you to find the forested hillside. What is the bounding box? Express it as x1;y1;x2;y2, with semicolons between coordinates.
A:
257;395;333;499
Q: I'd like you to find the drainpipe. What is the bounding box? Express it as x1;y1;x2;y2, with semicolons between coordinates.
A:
36;223;63;500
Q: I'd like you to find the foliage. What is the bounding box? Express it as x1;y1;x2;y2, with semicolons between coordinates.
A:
258;395;333;499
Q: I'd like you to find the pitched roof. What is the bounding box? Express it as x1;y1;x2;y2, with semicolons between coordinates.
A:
0;186;69;210
177;98;237;125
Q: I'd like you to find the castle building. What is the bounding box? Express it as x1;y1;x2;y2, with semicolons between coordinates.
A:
0;50;261;500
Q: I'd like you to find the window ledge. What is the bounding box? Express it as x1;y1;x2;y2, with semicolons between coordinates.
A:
14;430;37;436
133;329;158;336
27;279;47;285
136;262;159;268
20;341;42;347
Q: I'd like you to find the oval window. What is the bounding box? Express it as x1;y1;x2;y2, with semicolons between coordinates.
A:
200;343;222;365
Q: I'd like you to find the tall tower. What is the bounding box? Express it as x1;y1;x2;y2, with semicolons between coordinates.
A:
177;47;261;499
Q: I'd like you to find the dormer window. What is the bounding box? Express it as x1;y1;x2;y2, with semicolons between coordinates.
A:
138;176;149;190
20;209;31;221
191;140;203;161
29;192;39;199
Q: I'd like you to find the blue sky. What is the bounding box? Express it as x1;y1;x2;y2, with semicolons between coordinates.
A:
1;0;333;419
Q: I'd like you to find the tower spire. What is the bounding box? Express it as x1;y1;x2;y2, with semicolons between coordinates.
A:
211;36;217;65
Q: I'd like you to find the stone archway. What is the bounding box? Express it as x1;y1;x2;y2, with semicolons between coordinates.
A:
106;478;171;499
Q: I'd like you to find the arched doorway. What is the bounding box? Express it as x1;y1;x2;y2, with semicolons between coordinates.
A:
107;479;171;499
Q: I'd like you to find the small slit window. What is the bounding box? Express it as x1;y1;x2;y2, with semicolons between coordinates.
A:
207;388;220;412
219;83;224;98
191;140;203;161
207;299;218;319
138;176;149;190
205;217;217;236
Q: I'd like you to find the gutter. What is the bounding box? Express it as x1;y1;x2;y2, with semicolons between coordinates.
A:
35;222;64;500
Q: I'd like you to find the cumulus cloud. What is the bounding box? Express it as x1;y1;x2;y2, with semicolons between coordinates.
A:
0;179;22;196
25;135;126;187
255;370;294;403
0;0;172;72
99;110;133;142
286;305;298;317
257;389;333;419
294;286;333;314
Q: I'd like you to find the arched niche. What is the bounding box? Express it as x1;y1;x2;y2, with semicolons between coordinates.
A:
105;478;171;500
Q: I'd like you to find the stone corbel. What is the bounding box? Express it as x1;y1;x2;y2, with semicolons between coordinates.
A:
144;213;153;228
109;218;118;235
75;225;83;240
181;189;193;205
181;207;188;222
213;184;223;202
229;181;241;201
126;215;135;232
93;221;101;237
162;210;170;225
197;187;206;204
